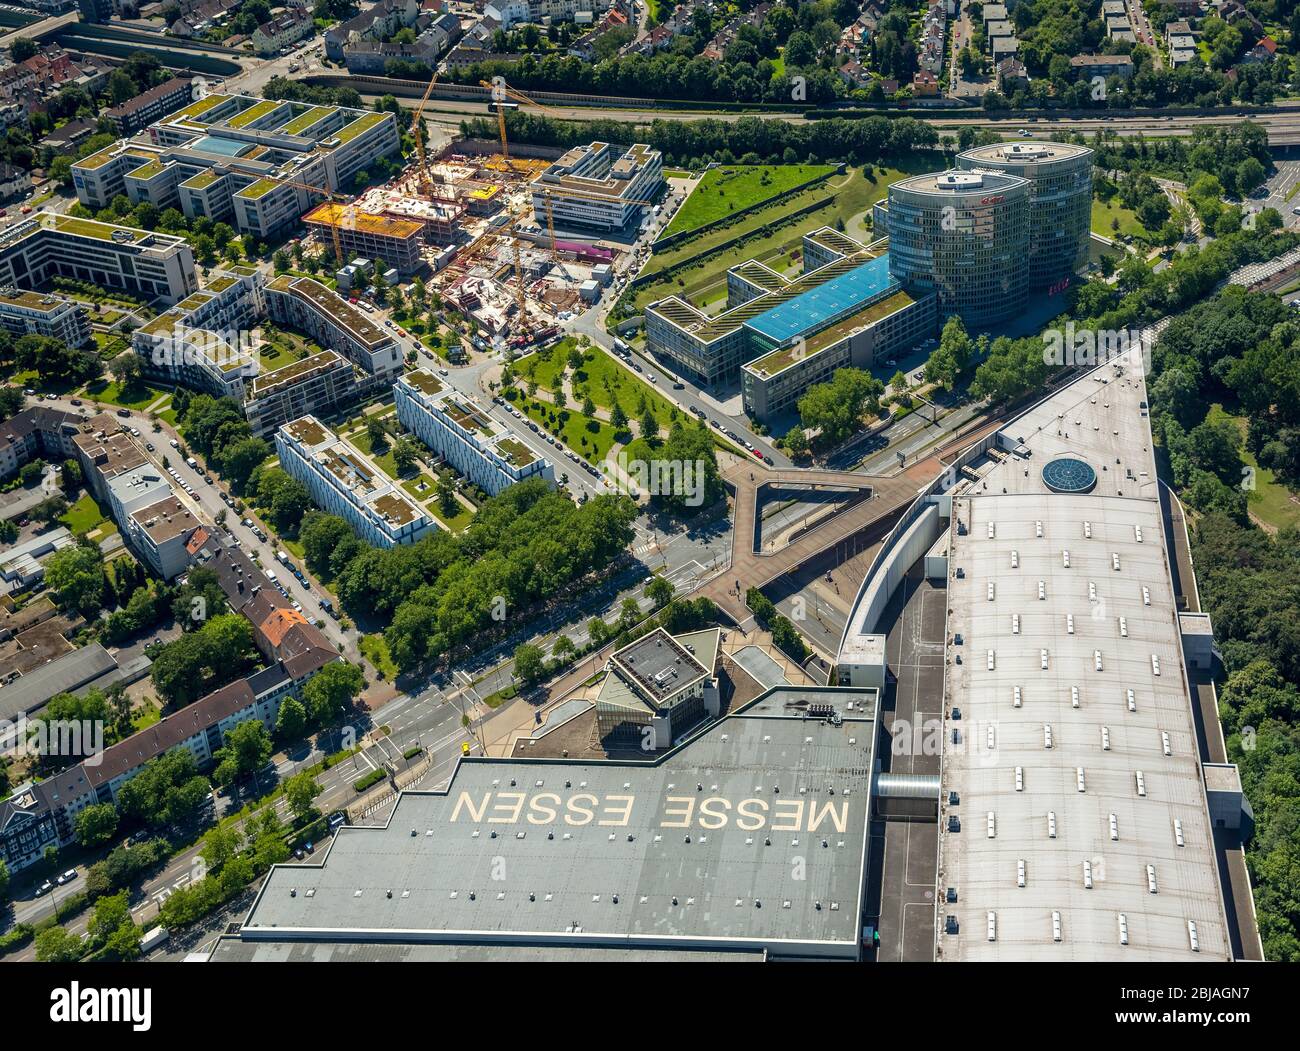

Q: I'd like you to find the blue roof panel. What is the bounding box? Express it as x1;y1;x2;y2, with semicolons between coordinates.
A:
745;254;898;344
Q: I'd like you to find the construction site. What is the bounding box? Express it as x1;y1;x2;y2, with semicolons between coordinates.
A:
299;78;665;350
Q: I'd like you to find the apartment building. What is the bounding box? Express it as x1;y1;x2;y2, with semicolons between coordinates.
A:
264;275;403;386
531;142;664;233
0;288;91;347
104;75;194;136
0;629;336;873
244;350;362;438
73;93;400;242
394;370;554;497
275;416;436;548
126;494;202;579
0;406;81;482
0;213;197;305
132;268;264;399
302;203;424;276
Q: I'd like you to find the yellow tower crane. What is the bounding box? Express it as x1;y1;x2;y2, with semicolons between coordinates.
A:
410;71;440;196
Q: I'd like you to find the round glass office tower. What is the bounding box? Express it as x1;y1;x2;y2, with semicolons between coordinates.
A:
886;169;1031;328
956;141;1094;291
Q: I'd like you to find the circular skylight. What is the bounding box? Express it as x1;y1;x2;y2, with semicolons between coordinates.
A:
1042;457;1097;494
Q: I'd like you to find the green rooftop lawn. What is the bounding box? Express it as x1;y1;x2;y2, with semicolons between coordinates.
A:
661;164;837;239
632;162;922;315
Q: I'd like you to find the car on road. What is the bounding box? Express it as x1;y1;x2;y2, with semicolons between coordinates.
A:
56;869;78;886
35;880;54;897
116;409;130;418
70;398;81;406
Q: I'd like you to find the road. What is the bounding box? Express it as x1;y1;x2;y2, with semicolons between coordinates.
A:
31;391;358;659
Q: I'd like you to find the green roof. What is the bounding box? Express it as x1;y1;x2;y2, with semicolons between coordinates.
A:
127;160;167;180
181;170;221;190
171;93;230;123
496;436;538;468
280;106;333;136
235;178;280;200
226;99;280;129
331;111;387;146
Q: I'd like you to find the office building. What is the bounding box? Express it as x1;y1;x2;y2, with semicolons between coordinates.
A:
393;370;554;497
885;169;1031;327
531;142;663;233
275;416;436;548
956;141;1094;290
72;93;400;242
648;229;935;400
0;213;197;305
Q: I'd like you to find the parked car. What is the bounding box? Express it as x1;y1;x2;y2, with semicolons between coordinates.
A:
56;869;78;886
35;880;53;897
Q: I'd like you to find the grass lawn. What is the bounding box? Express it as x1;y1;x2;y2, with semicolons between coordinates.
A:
509;393;621;462
1091;196;1148;241
131;703;161;733
360;633;398;680
1208;404;1300;531
631;162;925;315
348;428;403;480
83;378;168;410
661;164;837;239
519;340;687;428
59;493;112;536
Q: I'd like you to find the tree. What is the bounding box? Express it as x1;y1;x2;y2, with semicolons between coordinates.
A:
797;368;884;442
437;474;458;519
150;613;257;707
514;642;545;684
108;351;144;390
610;401;629;431
10;37;37;62
284;772;323;823
640;406;658;440
785;426;810;458
647;576;675;608
88;891;141;960
300;512;356;576
275;695;308;741
34;927;84;963
301;661;364;726
32;495;69;528
74;804;119;848
218;436;270;492
393;438;420;475
44;544;106;616
217;719;272;784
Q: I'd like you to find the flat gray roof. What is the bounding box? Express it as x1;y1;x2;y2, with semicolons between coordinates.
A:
938;348;1231;961
0;642;117;722
238;686;879;959
208;938;765;963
